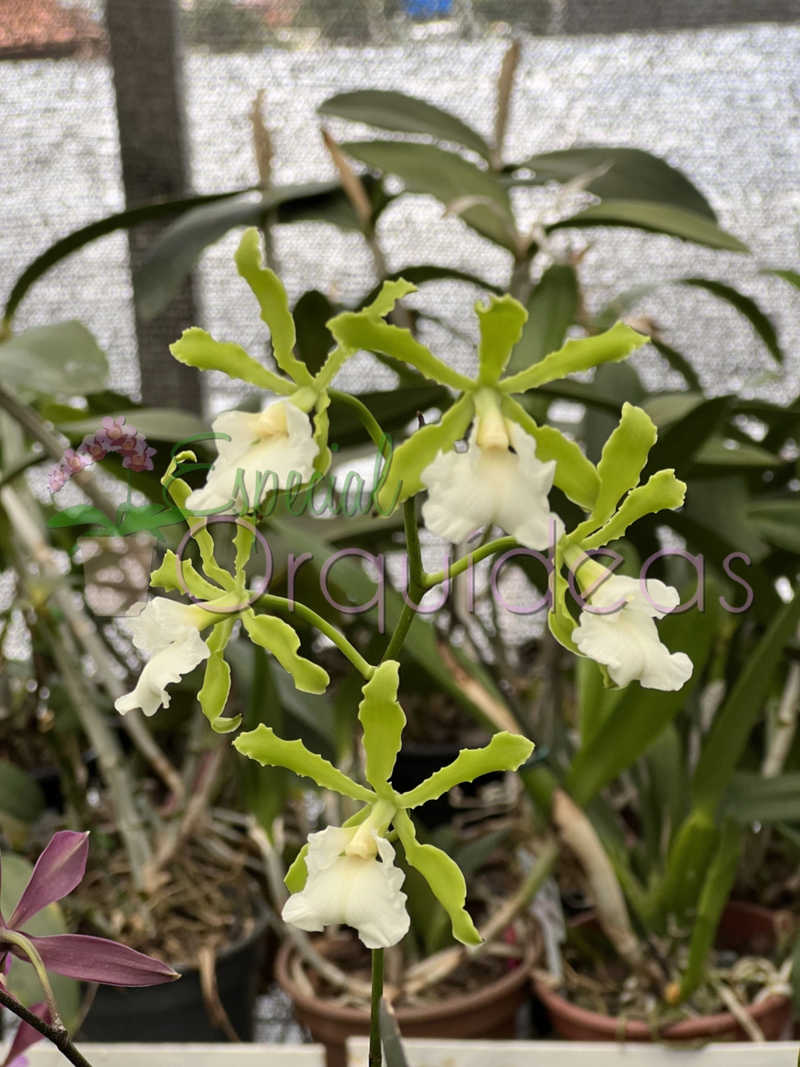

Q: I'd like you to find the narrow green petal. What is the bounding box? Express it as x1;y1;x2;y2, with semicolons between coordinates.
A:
376;393;475;511
394;808;481;946
285;843;310;893
170;327;293;394
233;724;375;802
312;392;332;475
149;550;222;602
358;661;406;797
500;322;647;394
328;312;474;393
363;278;418;319
199;620;240;733
234;228;313;386
476;295;528;386
243;611;330;694
396;732;533;809
583;469;687;551
548;541;580;654
589;402;658;530
501;395;599;511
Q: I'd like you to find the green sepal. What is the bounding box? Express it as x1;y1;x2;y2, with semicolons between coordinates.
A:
170;327;293;395
161;450;236;592
499;322;647;394
376;393;475;511
233;724;376;802
363;278;417;318
548;541;580;654
585;402;657;532
149;549;222;602
242;610;330;694
285;843;310;893
476;295;528;386
582;469;686;551
358;661;406;798
328;311;474;393
501;395;599;511
396;731;533;809
199;619;240;733
234;228;313;386
312;392;332;475
394;808;482;946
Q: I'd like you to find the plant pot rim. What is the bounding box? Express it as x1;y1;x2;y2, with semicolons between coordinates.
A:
532;901;790;1041
277;934;535;1026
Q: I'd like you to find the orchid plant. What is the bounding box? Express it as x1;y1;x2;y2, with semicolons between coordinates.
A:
102;227;698;1063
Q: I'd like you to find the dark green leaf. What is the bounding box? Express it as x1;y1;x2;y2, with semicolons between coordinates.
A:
293;289;335;376
0;321;108;395
723;772;800;825
380;999;411;1067
342;140;517;251
320;89;491;160
743;501;800;554
651;340;702;391
327;384;451;450
60;407;209;444
3;190;251;323
766;268;800;292
0;760;45;825
134;181;348;320
507;263;579;374
681;278;783;365
645;396;730;478
548;200;748;253
512;147;716;219
693;587;800;815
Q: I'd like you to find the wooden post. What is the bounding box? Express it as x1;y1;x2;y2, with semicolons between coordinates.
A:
104;0;202;413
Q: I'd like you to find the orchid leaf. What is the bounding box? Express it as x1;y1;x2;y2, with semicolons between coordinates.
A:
358;661;406;798
377;393;475;511
476;295;528;386
394;808;481;946
500;322;647;394
242;611;330;694
501;395;599;511
170;327;293;394
588;402;657;529
328;311;474;393
233;724;375;802
199;620;240;733
582;469;686;550
396;732;532;809
234;228;312;386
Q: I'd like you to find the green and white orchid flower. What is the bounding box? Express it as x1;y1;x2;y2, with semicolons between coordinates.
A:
169;228;339;516
116;450;329;731
234;661;533;949
328;286;647;542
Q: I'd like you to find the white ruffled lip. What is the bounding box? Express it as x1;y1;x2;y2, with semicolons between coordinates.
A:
115;598;211;717
281;825;410;950
573;576;692;691
186;400;318;515
421;421;563;550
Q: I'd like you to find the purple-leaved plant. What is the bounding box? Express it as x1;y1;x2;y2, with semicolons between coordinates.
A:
0;831;178;1067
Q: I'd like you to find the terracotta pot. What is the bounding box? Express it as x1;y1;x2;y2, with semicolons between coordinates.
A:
277;937;535;1067
533;901;792;1043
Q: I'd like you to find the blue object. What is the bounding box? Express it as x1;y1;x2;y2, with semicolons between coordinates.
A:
403;0;453;19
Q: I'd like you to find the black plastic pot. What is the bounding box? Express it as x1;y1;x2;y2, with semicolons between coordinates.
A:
78;904;270;1043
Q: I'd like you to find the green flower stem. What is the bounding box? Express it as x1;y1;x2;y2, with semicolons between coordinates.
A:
0;929;65;1032
381;500;425;663
423;536;517;590
256;594;375;679
328;389;386;450
369;947;385;1066
0;985;94;1067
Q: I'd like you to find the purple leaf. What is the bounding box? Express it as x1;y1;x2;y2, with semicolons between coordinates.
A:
21;934;179;987
9;832;89;930
0;1001;49;1067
